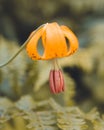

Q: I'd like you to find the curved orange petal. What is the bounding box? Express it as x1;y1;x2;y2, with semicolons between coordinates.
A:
61;25;79;56
26;27;44;60
42;22;68;60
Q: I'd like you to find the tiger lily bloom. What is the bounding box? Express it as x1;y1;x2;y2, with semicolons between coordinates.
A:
0;22;78;94
26;22;78;93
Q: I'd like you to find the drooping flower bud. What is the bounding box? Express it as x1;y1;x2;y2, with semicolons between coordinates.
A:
49;69;64;93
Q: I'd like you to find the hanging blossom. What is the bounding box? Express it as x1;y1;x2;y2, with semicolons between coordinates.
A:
0;22;78;94
26;22;79;94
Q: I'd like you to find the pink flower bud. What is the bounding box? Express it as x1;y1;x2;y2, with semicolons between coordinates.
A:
49;69;65;94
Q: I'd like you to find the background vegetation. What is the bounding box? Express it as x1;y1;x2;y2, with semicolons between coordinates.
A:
0;0;104;129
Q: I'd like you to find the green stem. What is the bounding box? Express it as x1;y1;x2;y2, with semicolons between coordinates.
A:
0;24;45;68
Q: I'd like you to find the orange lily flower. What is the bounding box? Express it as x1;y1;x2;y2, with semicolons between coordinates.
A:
26;22;78;93
26;22;78;60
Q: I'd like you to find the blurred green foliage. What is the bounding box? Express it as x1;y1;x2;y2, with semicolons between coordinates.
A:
0;0;104;129
0;96;104;130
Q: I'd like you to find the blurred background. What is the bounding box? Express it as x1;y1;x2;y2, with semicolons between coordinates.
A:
0;0;104;43
0;0;104;114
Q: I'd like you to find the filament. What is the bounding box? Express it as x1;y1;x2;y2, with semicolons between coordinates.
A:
51;59;61;70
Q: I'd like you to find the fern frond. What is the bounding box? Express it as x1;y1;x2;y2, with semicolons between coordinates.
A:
15;95;35;111
0;97;14;123
93;118;104;130
0;96;104;130
25;111;58;130
0;36;27;98
49;98;87;130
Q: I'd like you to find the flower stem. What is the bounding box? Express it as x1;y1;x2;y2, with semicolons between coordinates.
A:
0;24;46;68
